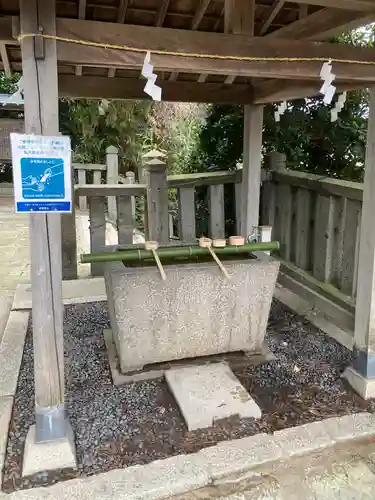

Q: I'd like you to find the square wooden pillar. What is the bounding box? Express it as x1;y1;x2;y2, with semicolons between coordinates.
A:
20;0;70;443
344;87;375;399
240;104;264;238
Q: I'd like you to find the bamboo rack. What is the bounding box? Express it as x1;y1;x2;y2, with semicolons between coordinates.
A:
81;241;279;264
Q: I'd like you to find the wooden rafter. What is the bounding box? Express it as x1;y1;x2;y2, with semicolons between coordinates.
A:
75;0;86;76
54;19;375;83
191;0;211;30
296;0;375;11
58;74;253;104
267;8;375;41
109;0;130;77
155;0;171;27
258;7;375;102
0;43;11;77
259;0;284;36
172;0;211;83
117;0;129;24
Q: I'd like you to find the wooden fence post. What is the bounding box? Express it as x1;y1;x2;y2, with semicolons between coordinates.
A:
145;151;169;244
106;146;118;223
117;171;136;245
178;187;196;242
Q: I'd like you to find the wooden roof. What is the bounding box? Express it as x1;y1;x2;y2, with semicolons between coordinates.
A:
0;1;375;104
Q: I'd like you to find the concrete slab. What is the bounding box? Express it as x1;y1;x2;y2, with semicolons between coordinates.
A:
0;310;29;397
165;363;261;431
12;277;106;310
22;424;77;476
0;293;13;344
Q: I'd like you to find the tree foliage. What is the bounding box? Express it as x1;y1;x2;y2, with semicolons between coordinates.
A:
194;27;374;181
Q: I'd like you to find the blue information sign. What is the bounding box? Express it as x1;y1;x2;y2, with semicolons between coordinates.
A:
10;134;72;214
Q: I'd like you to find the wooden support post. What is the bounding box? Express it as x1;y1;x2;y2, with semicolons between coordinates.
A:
344;87;375;399
117;172;136;245
240;104;264;238
106;146;119;223
145;153;169;244
208;184;225;239
20;0;68;442
178;187;196;242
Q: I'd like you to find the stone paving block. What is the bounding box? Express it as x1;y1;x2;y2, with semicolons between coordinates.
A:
273;420;334;458
13;453;209;500
165;363;261;431
306;459;375;499
0;311;29;397
323;412;375;443
0;396;13;456
200;434;282;481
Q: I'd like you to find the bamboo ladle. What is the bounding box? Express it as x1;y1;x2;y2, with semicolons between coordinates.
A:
199;237;230;279
144;241;167;280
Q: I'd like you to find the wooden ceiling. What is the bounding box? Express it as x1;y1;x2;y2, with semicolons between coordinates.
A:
0;0;375;104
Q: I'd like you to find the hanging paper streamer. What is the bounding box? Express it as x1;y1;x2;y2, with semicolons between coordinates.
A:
141;51;162;102
274;101;287;123
319;60;336;105
330;91;347;122
3;76;24;106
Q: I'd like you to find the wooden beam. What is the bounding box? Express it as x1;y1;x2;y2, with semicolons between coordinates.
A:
253;79;369;103
58;74;253;104
20;0;67;440
296;0;375;11
155;0;170;26
0;18;18;44
259;0;284;36
55;20;375;82
0;43;11;77
267;8;375;41
256;7;375;102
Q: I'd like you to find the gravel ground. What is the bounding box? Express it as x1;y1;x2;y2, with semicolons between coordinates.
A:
2;300;375;493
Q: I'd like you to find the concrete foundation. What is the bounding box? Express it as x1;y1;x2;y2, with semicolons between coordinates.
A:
22;424;77;476
105;252;279;373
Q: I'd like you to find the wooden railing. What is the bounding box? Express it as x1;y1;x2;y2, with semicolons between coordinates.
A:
168;170;241;240
75;149;242;276
260;153;361;332
74;145;119;221
75;183;147;276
